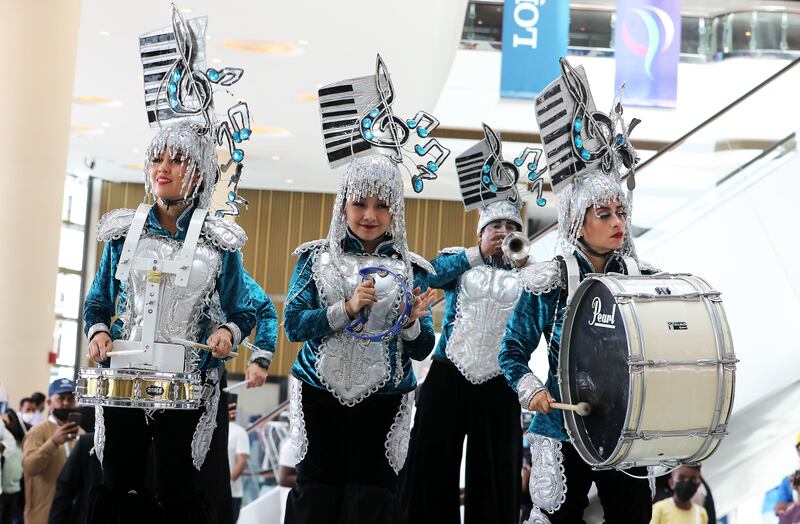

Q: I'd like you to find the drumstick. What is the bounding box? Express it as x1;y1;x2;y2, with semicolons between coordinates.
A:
550;402;592;416
224;381;248;393
170;337;240;357
106;349;148;356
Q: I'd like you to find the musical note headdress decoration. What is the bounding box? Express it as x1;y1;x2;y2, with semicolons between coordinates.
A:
139;5;251;216
535;58;641;256
318;54;451;194
454;123;548;234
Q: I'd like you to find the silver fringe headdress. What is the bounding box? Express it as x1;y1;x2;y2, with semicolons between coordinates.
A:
535;58;641;256
139;5;252;216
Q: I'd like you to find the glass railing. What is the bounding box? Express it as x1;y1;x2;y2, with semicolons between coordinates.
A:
526;55;800;259
240;400;290;507
462;2;800;60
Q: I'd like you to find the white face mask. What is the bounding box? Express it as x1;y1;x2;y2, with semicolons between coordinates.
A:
20;412;35;425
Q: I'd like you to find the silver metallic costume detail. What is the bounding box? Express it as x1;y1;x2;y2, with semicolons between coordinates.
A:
440;246;466;255
524;506;553;524
408;252;436;276
465;245;484;268
191;367;221;470
288;376;308;464
87;323;111;342
527;433;567;516
221;321;242;348
200;215;248;252
638;259;661;274
96;208;136;242
292;239;328;257
384;391;415;474
517;372;546;411
92;405;106;465
326;300;351;331
446;265;523;384
313;249;407;407
247;348;274;367
399;318;421;341
119;235;221;371
144;121;220;208
519;261;563;296
477;201;523;235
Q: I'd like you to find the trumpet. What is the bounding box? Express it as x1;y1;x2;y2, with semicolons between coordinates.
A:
501;232;531;264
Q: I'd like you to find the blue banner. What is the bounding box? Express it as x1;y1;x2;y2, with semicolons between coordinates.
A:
614;0;681;108
500;0;570;99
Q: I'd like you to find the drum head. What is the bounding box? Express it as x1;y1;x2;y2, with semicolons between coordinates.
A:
565;279;630;462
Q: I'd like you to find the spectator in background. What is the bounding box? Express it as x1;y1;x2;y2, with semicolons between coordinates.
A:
29;393;46;426
0;415;18;524
228;401;250;523
1;410;26;524
650;465;708;524
48;432;102;524
775;434;800;515
22;379;82;524
17;399;34;430
778;470;800;524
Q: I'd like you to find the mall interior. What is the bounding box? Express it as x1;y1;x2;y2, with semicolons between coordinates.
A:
1;1;799;523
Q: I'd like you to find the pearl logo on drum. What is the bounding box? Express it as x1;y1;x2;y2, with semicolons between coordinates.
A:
145;384;165;397
588;297;617;329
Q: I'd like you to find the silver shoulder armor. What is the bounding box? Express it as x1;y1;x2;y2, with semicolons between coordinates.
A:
440;246;465;255
637;259;661;274
201;215;247;252
408;252;436;276
292;239;328;256
96;208;136;242
519;260;563;295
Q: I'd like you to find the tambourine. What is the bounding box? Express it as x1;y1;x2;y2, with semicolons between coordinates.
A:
344;266;413;342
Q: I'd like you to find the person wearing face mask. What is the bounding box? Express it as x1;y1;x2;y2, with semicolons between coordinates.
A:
21;379;82;524
650;465;708;524
17;398;35;430
29;393;46;426
400;123;540;524
0;409;26;524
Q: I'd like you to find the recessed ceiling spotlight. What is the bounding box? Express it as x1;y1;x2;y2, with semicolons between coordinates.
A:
251;126;291;138
98;31;110;36
272;155;281;161
222;40;300;54
73;96;121;107
211;58;223;64
101;122;111;127
285;178;294;184
295;93;318;102
123;163;145;171
298;40;309;45
132;148;140;154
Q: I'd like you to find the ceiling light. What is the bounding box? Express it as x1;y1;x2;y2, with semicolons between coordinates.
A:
251;126;291;138
745;31;752;37
70;126;103;135
123;163;145;171
222;40;300;54
285;178;294;184
180;7;191;13
101;122;111;127
73;96;120;106
132;148;140;154
296;93;318;102
211;58;222;64
298;40;309;45
98;31;110;37
272;155;281;161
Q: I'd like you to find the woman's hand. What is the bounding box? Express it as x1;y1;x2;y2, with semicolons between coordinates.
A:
207;328;234;358
529;389;555;414
345;279;377;318
88;332;113;361
406;287;436;323
245;362;267;388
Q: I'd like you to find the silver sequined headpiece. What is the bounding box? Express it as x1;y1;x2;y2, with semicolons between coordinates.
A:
476;202;523;236
318;54;450;193
326;155;412;275
139;5;252;216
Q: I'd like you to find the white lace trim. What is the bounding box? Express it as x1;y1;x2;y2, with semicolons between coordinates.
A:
288;376;308;464
91;405;106;466
292;239;327;256
440;246;465;255
527;433;567;513
384;391;415;474
191;367;221;470
520;260;563;296
408;251;435;275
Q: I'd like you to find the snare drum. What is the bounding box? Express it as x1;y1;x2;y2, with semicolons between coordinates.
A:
558;273;736;469
76;367;202;410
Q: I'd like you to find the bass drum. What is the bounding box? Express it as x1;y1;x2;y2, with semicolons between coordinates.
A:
558;273;736;469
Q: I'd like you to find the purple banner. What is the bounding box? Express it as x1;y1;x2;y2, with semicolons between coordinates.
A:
614;0;681;108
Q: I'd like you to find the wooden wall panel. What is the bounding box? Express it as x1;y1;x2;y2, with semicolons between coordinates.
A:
97;182;480;377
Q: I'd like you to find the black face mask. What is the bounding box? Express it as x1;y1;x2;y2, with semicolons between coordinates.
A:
674;479;699;502
51;408;78;422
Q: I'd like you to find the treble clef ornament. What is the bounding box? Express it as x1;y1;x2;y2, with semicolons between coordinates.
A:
479;124;521;206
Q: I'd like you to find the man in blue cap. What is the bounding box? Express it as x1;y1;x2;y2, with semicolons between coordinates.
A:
22;378;82;524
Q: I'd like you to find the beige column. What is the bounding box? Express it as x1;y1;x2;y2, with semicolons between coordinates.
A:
0;1;82;404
